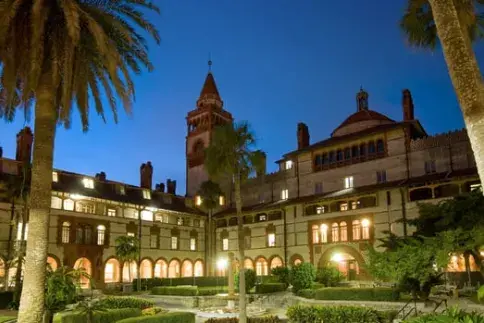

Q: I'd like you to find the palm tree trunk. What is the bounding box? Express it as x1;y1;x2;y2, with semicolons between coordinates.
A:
235;177;247;323
428;0;484;189
14;208;27;304
17;75;57;323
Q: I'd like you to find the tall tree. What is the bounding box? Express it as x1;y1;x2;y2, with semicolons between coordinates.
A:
401;0;484;188
0;1;160;321
204;122;265;323
197;180;223;276
115;235;140;287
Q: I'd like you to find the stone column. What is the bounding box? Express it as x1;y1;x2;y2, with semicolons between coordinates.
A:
228;252;235;296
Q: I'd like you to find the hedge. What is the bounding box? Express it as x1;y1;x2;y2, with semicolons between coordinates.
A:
0;292;13;309
117;312;195;323
133;278;164;291
313;288;400;301
198;286;228;296
152;286;198;296
296;289;315;299
97;296;154;309
204;317;282;322
53;308;141;323
136;277;228;289
255;283;287;294
286;305;397;323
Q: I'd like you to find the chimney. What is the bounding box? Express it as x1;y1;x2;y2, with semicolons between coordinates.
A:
402;89;415;121
166;179;177;195
257;151;266;177
95;172;107;181
297;123;310;150
140;161;153;189
155;183;165;193
15;127;33;163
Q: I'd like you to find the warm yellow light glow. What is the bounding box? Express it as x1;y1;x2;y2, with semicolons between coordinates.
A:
331;253;343;262
217;258;228;270
70;194;84;200
451;255;458;262
219;195;225;206
320;224;328;232
195;196;202;206
361;219;370;227
480;251;484;257
146;207;157;212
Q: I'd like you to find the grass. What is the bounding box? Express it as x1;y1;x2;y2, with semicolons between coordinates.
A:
0;316;16;323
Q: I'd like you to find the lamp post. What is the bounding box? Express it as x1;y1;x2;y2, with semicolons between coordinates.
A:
217;258;228;293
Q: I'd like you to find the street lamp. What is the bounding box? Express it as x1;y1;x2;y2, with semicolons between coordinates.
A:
217;258;228;292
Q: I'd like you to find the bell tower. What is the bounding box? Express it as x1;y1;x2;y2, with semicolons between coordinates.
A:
186;61;233;197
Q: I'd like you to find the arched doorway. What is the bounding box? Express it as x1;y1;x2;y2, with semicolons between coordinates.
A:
181;260;193;277
319;246;365;280
122;261;138;282
140;259;153;279
105;258;120;283
270;256;283;270
0;258;5;288
47;256;58;271
168;259;180;278
154;259;168;278
244;258;254;270
194;260;204;277
255;257;268;276
74;257;92;288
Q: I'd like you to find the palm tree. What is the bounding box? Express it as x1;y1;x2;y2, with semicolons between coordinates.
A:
115;235;140;289
401;0;484;189
204;122;265;323
0;1;159;321
197;180;223;276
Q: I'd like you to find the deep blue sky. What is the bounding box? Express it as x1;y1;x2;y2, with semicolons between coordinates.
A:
1;0;483;195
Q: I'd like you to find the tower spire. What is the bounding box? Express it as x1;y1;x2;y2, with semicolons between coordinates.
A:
208;53;212;72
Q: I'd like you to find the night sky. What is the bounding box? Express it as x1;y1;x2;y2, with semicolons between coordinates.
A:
1;0;483;195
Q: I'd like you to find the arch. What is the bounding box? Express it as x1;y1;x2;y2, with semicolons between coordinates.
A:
243;258;254;270
96;225;106;245
340;221;348;242
434;184;460;198
289;254;304;266
331;222;339;242
168;259;180;278
104;258;120;283
192;140;205;154
140;258;153;279
255;256;268;276
0;257;5;282
318;245;367;280
122;260;138;282
409;187;433;201
194;260;204;277
61;221;71;244
270;256;283;269
154;258;168;278
46;256;58;271
74;257;92;288
181;259;193;277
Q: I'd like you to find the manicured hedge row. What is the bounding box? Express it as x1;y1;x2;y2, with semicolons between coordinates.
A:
198;286;228;296
152;286;199;296
313;287;400;301
205;317;282;322
117;312;195;323
98;296;154;309
286;305;397;323
53;308;141;323
0;292;13;309
134;277;228;290
255;283;287;294
296;288;315;299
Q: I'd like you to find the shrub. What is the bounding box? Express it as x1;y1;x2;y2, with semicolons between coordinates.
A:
204;317;282;322
98;296;154;309
235;269;256;293
296;289;315;299
152;286;198;296
142;307;167;316
53;308;141;323
146;277;228;287
316;266;345;287
117;312;195;323
271;267;290;285
313;287;400;301
403;307;484;322
198;286;228;296
133;278;164;291
289;262;315;293
0;292;13;309
311;282;325;290
286;305;384;323
478;285;484;302
255;283;287;294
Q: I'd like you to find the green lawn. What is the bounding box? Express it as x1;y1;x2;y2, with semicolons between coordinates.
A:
0;316;16;323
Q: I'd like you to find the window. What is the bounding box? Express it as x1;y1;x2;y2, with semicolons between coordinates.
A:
62;222;70;243
316;206;326;214
470;183;482;191
190;238;196;251
344;176;354;189
322;153;328;165
127;232;135;237
351;201;358;209
51;197;62;209
377;139;384;153
336;150;343;161
320;224;328;243
285;160;293;170
222;238;229;251
84;225;92;244
219;195;225;206
312;225;320;243
244;235;251;249
257;214;267;222
97;225;106;245
52;172;58;182
281;189;289;200
163;214;169;223
150;234;158;248
107;208;116;217
64;199;74;211
331;223;339;242
425;160;436;174
193;219;200;227
76;227;83;244
344;148;351;160
340;222;348;241
177;217;184;226
368;141;376;154
377;170;387;183
329;151;335;163
315;182;323;194
195;196;202;206
171;236;178;250
339;202;348;211
117;185;126;195
362;218;370;240
82;178;94;189
268;233;276;247
352;220;361;240
359;144;366;156
16;222;28;241
140;210;153;221
142;189;151;200
76;202;95;214
351;146;359;158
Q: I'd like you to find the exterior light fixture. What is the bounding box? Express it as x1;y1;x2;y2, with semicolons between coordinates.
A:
217;258;228;270
70;194;84;200
331;253;343;262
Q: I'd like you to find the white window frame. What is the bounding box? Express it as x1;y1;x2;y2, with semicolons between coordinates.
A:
281;189;289;200
107;208;116;217
285;160;293;170
267;233;276;247
142;189;151;200
190;238;196;251
171;236;178;250
82;178;94;189
344;176;354;189
52;172;58;183
222;238;229;251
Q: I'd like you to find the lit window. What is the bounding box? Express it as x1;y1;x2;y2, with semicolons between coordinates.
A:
344;176;354;189
351;201;358;210
155;214;163;222
340;202;348;211
362;218;370;240
82;178;94;189
219;195;225;206
258;214;267;221
352;220;361;240
195;196;202;206
127;232;135;237
163;214;169;223
331;223;339;242
320;224;328;243
470;183;481;191
190;238;197;251
150;234;158;248
222;238;229;251
281;189;289;200
312;225;320;243
285;160;293;170
171;236;178;250
52;172;58;183
62;222;70;243
268;233;276;247
118;185;126;195
177;217;184;226
75;202;95;214
142;189;151;200
51;197;62;209
316;206;325;214
340;222;348;241
107;208;116;217
16;222;28;241
63;199;74;211
140;210;153;221
97;225;106;245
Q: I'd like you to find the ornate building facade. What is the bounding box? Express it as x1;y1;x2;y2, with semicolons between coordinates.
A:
0;67;480;288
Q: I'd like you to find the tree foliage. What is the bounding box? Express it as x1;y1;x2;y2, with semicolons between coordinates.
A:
197;180;223;211
290;262;316;293
115;236;140;281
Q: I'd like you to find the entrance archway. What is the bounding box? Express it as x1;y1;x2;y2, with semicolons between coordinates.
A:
168;259;180;278
181;260;193;277
105;258;120;283
140;259;153;279
122;261;138;282
74;257;92;288
194;260;204;277
318;246;366;280
154;259;168;278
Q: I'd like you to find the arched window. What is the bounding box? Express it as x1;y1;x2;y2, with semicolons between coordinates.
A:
312;225;319;244
362;219;370;240
340;222;348;241
344;147;351;160
352;220;361;240
140;259;153;279
122;261;138;282
336;150;343;162
97;225;106;245
168;260;180;278
76;226;83;244
194;260;204;277
270;257;283;269
320;224;328;243
244;258;254;270
62;222;70;244
0;258;5;281
105;258;120;283
368;141;376;154
154;259;168;278
181;260;193;277
47;256;58;271
255;258;268;276
74;258;92;288
84;225;92;244
376;139;384;153
331;223;339;242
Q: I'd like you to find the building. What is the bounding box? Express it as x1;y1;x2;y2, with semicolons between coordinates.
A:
0;67;480;289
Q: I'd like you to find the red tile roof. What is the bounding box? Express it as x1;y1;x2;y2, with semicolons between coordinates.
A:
332;109;395;135
199;72;220;100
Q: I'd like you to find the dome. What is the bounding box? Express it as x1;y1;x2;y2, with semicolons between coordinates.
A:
332;109;395;137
